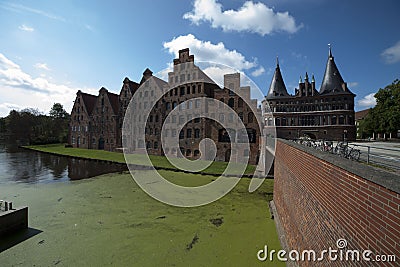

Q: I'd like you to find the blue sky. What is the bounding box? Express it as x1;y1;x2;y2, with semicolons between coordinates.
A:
0;0;399;116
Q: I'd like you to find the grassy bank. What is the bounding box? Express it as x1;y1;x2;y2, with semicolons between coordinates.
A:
24;144;256;175
0;171;282;266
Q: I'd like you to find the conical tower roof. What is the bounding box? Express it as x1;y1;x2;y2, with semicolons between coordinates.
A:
320;47;350;94
266;58;289;99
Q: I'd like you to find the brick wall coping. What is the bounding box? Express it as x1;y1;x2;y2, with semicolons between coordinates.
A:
278;138;400;194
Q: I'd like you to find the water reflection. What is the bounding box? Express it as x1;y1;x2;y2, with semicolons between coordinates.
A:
0;142;127;184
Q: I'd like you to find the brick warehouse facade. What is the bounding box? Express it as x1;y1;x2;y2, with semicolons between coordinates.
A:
69;48;262;164
262;47;356;141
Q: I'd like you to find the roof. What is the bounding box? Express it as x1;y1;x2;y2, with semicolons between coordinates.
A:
107;91;120;115
266;59;290;99
355;109;370;121
79;91;97;115
123;77;140;95
140;68;154;84
320;48;353;95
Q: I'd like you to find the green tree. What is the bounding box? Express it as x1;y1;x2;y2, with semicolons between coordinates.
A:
49;103;70;143
360;80;400;139
49;103;69;119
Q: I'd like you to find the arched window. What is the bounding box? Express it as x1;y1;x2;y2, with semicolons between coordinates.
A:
194;128;200;138
173;102;177;109
186;149;191;156
339;115;344;125
238;98;244;108
238;112;244;121
228;98;234;108
331;116;337;125
194;150;200;157
187;129;192;138
248;112;254;123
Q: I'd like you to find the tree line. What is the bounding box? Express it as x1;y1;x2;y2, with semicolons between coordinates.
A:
358;79;400;139
0;103;70;145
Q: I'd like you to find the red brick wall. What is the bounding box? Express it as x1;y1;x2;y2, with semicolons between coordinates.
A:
274;140;399;266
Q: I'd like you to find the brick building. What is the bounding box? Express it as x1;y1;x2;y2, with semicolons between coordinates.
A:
69;48;262;164
262;47;356;141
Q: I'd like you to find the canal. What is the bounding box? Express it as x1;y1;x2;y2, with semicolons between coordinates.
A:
0;142;127;184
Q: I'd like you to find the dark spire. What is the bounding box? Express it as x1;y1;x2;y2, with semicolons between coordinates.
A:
266;59;289;99
319;46;350;94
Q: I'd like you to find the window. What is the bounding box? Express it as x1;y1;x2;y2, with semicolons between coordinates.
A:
154;142;158;149
197;85;202;93
172;129;177;137
228;98;234;108
144;91;148;97
179;115;185;124
228;113;234;123
219;114;225;123
187;129;192;138
179;131;184;139
180;87;185;96
339;115;344;125
173;102;177;109
332;116;337;125
188;101;192;109
172;115;177;123
166;102;171;110
195;99;201;108
194;150;200;157
155;115;159;122
238;112;244;121
186;149;191;156
238;98;243;108
194;128;200;138
248;112;254;123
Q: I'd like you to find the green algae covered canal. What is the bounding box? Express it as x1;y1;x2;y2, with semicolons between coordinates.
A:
0;144;283;266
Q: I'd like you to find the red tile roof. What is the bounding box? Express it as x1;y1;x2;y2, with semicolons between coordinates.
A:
355;109;370;121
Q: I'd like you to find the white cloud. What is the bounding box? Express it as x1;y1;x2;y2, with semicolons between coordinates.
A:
348;82;358;87
183;0;302;36
381;41;400;64
251;66;265;77
34;63;51;71
163;34;258;71
0;53;96;117
1;2;65;22
18;24;34;32
84;24;94;32
357;93;376;109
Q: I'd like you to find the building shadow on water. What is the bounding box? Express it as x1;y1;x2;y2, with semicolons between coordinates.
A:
0;227;42;253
